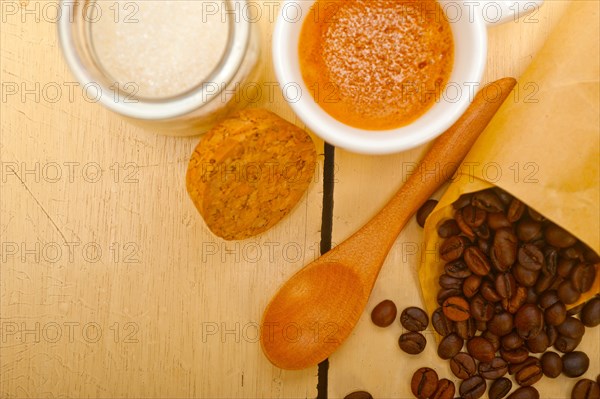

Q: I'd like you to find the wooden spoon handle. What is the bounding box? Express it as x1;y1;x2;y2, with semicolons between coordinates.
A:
334;78;517;276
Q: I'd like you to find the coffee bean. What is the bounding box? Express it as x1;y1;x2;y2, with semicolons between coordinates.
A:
513;264;540;288
515;361;543;386
525;287;538;303
440;236;470;262
507;386;540;399
494;188;513;205
568;302;586;316
525;330;549;353
437;288;463;306
463;275;482;298
371;300;397;327
431;378;455;399
535;273;556;294
455;210;476;240
399;332;427;355
581;297;600;327
488;212;512;230
514;304;544;339
476;319;488;332
540;351;562;378
503;286;528;314
471;295;494;321
344;391;373;399
546;325;559;347
417;199;438;227
518;244;544;271
463;205;486;228
474;223;491;241
453;193;472;209
466;336;495;363
509;356;541;375
502;331;524;350
455;318;476;340
545;224;577;248
557;316;585;339
439;274;463;290
571;263;596;293
572;379;600;399
459;376;486;399
464;247;492;276
400;307;429;332
488;312;514;337
544;301;567;326
411;367;439;399
584;247;600;263
432;307;453;336
438;219;461;238
443;297;470;322
538;290;560;309
507;198;526;222
482;331;501;352
479;357;508;379
562;351;589;378
554;335;582;353
472;190;505;213
489;377;512;399
528;207;545;222
450;352;476;379
559;259;578;278
517;219;543;242
491;228;518;271
481;280;503;302
501;347;530;365
496;273;517;299
543;247;559;275
558;280;582;304
438;333;463;359
561;244;585;261
445;260;472;278
478;237;492;254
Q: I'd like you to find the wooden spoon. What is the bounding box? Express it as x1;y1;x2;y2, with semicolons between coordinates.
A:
261;78;517;370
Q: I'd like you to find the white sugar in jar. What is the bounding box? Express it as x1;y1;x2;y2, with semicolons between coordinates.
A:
58;0;260;135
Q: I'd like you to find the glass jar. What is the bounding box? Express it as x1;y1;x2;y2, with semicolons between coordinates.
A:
58;0;261;135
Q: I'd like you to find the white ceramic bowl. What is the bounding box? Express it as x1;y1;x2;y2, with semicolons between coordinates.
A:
272;0;538;154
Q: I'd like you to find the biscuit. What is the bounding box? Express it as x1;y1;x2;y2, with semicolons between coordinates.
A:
186;109;317;240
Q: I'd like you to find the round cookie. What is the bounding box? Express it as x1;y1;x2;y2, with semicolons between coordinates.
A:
186;109;317;240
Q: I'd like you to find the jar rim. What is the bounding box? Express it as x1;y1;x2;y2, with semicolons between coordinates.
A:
58;0;250;120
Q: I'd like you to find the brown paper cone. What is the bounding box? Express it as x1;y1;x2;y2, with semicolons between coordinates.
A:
419;0;600;320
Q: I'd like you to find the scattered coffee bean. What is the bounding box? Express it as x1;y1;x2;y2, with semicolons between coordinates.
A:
488;312;514;337
466;336;495;363
562;351;589;378
450;352;476;379
417;199;438;227
571;379;600;399
514;304;544;339
400;306;429;332
540;351;562;378
509;356;541;375
514;360;543;386
526;330;549;353
570;263;596;293
482;331;501;352
344;391;373;399
399;332;427;355
544;301;567;326
568;302;586;316
432;307;453;336
478;357;508;379
463;275;482;298
489;377;512;399
459;375;486;399
554;335;582;353
371;300;397;327
411;367;438;399
507;386;540;399
557;316;585;339
471;295;494;321
442;296;470;321
439;273;463;290
431;378;455;399
455;318;476;340
501;346;530;365
438;333;463;360
581;297;600;327
502;331;524;350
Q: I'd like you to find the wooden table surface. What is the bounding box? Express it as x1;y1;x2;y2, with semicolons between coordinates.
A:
1;0;598;398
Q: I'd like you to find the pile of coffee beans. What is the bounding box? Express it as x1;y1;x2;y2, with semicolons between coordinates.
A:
421;188;600;399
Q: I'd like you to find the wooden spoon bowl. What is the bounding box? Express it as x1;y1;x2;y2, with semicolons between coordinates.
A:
261;78;517;370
